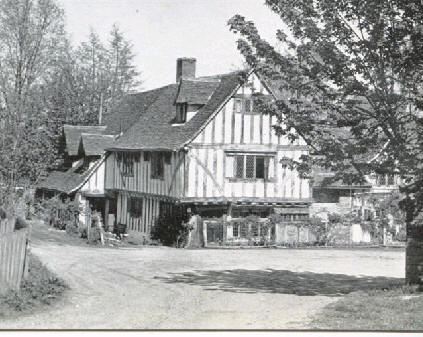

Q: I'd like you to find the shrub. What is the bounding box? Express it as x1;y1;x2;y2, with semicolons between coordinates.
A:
307;216;329;245
15;216;29;231
328;212;342;224
65;221;79;236
393;227;406;242
151;205;190;247
36;197;80;230
87;226;101;245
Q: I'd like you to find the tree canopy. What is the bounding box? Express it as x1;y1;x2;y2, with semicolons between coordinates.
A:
0;0;141;201
229;0;423;219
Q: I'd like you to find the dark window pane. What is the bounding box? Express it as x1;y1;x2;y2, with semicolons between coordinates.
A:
233;225;239;237
387;174;395;185
235;156;244;178
129;197;142;218
151;152;164;179
240;224;248;238
123;153;134;177
245;99;251;113
246;155;255;178
251;223;258;236
256;156;265;179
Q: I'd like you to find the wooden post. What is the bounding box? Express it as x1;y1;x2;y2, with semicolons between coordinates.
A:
222;214;227;244
104;198;110;231
23;236;29;279
203;219;208;248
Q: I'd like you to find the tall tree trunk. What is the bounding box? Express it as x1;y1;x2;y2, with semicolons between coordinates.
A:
406;213;423;284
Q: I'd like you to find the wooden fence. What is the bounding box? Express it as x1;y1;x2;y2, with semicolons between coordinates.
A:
0;217;29;295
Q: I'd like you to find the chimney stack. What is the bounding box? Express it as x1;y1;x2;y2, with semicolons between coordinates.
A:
176;57;196;82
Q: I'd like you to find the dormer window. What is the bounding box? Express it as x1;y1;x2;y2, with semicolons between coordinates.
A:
176;103;188;123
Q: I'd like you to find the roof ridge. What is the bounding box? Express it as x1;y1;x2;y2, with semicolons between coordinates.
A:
181;78;221;83
127;83;176;97
81;133;116;138
64;124;106;129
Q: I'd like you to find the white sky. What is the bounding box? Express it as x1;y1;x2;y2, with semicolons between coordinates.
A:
59;0;283;90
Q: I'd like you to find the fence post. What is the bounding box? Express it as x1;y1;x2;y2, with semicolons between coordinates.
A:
23;237;29;280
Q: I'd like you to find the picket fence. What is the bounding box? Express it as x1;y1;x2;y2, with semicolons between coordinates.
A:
0;217;29;295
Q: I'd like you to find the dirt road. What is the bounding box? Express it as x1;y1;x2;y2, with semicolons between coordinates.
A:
0;221;405;329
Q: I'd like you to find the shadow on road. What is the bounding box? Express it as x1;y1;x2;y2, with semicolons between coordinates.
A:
155;269;404;296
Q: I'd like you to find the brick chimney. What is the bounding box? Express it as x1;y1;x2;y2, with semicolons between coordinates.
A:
176;57;196;82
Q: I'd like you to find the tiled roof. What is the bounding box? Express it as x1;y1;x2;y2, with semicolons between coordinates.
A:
103;87;165;135
109;71;245;151
36;170;85;194
37;156;105;195
175;79;220;104
80;134;117;156
63;125;107;156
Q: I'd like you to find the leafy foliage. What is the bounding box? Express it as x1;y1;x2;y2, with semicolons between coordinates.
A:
0;1;141;199
36;196;80;230
151;206;190;247
228;0;423;222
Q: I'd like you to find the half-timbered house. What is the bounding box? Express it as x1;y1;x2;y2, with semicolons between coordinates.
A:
105;58;311;237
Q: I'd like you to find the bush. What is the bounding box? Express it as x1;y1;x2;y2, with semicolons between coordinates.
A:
394;227;406;242
307;216;329;245
15;216;29;231
151;205;190;247
36;197;80;230
87;226;101;245
328;212;342;224
65;221;79;236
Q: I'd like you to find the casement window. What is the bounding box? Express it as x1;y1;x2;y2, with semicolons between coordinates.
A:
128;197;142;218
375;173;396;186
240;223;248;238
151;152;164;179
176;103;188;123
251;223;259;236
233;224;239;237
233;154;270;180
234;98;242;113
234;94;267;115
119;152;137;177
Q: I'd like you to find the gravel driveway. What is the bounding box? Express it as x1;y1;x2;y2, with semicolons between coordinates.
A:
0;221;405;329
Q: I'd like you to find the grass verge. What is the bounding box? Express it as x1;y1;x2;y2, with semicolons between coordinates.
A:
310;285;423;330
0;252;68;319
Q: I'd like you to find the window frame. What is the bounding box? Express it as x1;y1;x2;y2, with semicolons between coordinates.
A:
233;93;265;115
121;152;134;177
176;103;188;123
128;197;143;218
232;154;271;181
151;152;165;180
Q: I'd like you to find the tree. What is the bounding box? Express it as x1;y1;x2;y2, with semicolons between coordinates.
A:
0;0;66;201
41;25;141;170
229;0;423;283
46;26;141;127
